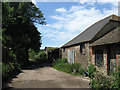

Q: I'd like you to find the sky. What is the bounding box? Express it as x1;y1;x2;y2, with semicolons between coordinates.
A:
32;0;119;49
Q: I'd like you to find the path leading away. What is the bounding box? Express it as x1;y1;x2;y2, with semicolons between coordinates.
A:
9;66;90;88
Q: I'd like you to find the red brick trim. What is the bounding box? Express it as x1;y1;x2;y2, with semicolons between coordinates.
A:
106;54;108;74
94;54;95;65
103;54;104;66
116;54;118;71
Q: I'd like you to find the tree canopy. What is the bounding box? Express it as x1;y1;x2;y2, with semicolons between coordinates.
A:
2;2;46;66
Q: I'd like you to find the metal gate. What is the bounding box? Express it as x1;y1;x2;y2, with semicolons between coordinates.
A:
68;50;74;64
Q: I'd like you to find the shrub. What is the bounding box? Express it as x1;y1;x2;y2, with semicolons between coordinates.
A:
90;73;108;89
28;49;37;60
60;58;68;63
52;58;68;67
70;63;85;75
37;51;48;61
29;49;48;63
90;65;120;89
88;64;96;79
113;65;120;88
89;73;117;89
52;58;85;75
2;61;21;80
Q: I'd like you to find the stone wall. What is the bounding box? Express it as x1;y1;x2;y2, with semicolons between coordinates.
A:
91;43;120;75
61;42;91;70
92;45;107;75
62;42;120;74
110;43;120;71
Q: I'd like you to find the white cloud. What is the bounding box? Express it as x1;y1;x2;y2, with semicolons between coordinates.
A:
50;15;65;20
35;0;119;3
56;8;67;12
78;0;118;7
45;24;52;27
50;5;117;33
39;2;118;48
78;0;119;4
79;0;97;4
32;0;36;4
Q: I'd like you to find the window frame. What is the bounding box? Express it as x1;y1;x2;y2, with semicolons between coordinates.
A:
80;43;85;54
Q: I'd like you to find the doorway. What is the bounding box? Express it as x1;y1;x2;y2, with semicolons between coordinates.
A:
68;50;74;64
95;50;103;67
107;45;111;75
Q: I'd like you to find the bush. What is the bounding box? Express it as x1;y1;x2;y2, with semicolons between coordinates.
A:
88;64;96;79
52;58;85;75
52;58;70;72
113;65;120;88
37;51;48;62
52;58;67;65
90;65;120;89
90;73;108;89
29;49;48;63
89;73;117;89
70;63;85;75
60;58;68;63
2;61;21;80
28;49;37;60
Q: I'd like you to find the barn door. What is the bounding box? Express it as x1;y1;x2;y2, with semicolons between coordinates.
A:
68;50;74;64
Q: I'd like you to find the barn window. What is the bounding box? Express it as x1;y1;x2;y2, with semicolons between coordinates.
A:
80;44;85;53
63;48;65;52
95;50;103;67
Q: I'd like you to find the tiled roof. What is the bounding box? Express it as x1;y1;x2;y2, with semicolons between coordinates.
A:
62;14;120;47
90;26;120;46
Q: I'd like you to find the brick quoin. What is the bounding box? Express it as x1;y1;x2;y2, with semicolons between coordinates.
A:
103;54;104;66
116;54;119;71
106;54;108;75
94;54;95;65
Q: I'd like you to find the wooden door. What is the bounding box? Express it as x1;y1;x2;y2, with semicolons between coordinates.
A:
68;50;74;64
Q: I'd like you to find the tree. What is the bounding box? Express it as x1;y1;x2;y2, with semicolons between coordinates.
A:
2;2;46;66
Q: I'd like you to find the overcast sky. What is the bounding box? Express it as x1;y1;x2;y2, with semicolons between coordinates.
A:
32;0;119;49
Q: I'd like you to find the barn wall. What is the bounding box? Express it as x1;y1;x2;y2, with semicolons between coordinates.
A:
91;43;120;75
110;43;120;71
92;45;107;75
62;43;91;69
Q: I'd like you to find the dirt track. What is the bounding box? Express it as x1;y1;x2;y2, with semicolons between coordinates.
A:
8;66;90;88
